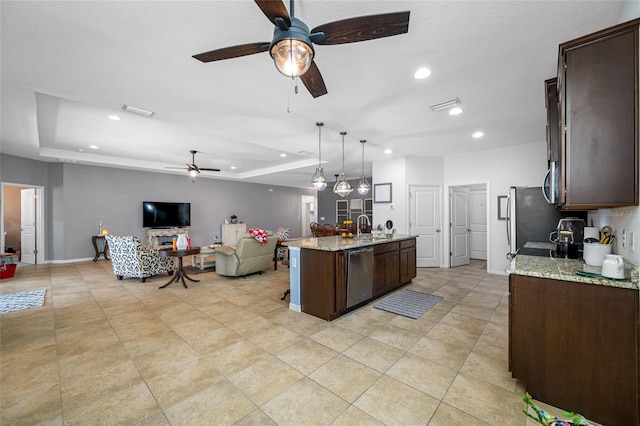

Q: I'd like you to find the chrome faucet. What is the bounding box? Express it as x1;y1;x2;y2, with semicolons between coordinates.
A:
356;214;371;239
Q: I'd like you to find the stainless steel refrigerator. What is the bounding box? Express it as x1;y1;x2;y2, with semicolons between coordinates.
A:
506;186;586;258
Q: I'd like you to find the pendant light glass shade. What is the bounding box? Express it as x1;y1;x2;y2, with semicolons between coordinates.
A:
357;139;370;195
333;131;353;197
311;122;327;191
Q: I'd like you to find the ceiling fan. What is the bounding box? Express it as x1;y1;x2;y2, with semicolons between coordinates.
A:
192;0;410;98
166;150;221;177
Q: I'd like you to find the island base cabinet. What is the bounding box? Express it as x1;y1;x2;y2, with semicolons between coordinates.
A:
509;274;639;425
300;250;345;321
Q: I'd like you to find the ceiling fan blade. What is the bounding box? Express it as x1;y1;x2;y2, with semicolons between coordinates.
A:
165;167;187;170
300;61;327;98
311;11;410;45
198;168;221;172
193;42;271;63
254;0;290;27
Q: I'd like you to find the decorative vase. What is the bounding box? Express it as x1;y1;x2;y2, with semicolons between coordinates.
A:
176;234;188;250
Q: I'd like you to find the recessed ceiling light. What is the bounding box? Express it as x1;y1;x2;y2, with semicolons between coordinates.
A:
280;153;287;157
449;107;463;116
89;145;99;149
472;131;484;138
414;67;431;79
108;115;121;121
77;148;84;152
384;149;393;155
230;166;237;170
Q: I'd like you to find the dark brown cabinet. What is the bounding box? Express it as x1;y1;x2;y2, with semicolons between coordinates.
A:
300;238;417;321
557;18;639;209
399;239;417;284
509;274;639;425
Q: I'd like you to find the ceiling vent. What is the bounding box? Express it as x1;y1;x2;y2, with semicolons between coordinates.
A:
122;104;154;117
430;98;461;112
297;150;314;156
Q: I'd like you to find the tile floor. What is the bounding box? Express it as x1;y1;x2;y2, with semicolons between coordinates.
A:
0;259;575;425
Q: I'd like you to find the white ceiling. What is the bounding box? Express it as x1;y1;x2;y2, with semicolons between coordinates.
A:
0;1;627;188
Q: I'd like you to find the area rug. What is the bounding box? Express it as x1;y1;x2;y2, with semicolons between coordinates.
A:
0;289;47;314
374;289;443;319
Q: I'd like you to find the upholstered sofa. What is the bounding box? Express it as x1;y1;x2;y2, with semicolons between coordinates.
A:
215;231;277;277
105;235;174;282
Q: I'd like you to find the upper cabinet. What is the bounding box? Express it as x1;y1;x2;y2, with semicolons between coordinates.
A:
557;18;639;209
544;78;560;164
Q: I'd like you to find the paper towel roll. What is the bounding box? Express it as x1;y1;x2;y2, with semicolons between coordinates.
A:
584;226;599;240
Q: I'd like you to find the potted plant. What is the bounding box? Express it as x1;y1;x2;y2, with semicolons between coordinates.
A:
230;214;238;224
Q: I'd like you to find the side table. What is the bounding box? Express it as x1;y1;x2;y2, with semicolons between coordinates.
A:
192;246;216;270
92;235;110;261
158;247;201;289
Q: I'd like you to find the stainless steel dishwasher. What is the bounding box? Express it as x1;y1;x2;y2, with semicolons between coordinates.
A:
346;247;374;308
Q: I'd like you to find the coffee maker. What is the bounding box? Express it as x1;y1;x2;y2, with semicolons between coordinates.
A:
549;218;585;258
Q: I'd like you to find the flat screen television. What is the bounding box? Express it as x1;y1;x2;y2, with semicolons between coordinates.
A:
142;201;191;228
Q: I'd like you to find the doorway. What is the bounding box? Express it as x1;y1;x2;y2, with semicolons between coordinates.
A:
449;183;487;268
301;195;316;238
1;183;45;264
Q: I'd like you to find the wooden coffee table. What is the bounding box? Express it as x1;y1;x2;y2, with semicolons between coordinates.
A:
158;247;201;289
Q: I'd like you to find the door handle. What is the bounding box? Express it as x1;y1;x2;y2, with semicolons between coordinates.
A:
436;229;441;233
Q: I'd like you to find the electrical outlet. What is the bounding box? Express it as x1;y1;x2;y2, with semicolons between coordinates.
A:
622;229;627;249
213;235;218;241
291;258;297;268
631;232;635;252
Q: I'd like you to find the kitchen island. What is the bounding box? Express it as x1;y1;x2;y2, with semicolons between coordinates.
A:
283;234;417;321
509;255;639;425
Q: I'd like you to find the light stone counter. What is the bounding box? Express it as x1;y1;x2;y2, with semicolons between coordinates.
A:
509;254;639;291
283;234;416;252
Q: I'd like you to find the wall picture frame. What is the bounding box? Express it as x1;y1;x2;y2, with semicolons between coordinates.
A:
374;183;392;203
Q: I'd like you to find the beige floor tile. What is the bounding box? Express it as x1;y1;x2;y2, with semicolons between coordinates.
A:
204;338;271;376
132;341;201;379
61;358;142;414
386;352;457;399
234;409;278;425
460;351;517;392
387;313;438;335
308;354;381;403
409;335;472;370
261;378;349;426
472;321;509;361
164;380;255;426
442;373;525;425
63;380;161;425
229;356;304;405
0;360;60;400
180;324;243;355
249;324;304;354
426;322;481;351
440;311;488;335
343;337;404;373
353;375;439;425
58;340;131;384
330;405;384;425
276;338;338;375
309;325;364;352
144;357;225;409
428;403;493;425
0;382;62;425
366;322;422;351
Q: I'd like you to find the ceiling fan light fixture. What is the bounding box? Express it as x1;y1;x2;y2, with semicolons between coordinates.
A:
333;131;353;197
270;17;314;78
189;169;198;178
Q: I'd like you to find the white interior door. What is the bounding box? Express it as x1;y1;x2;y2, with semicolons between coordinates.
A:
450;187;470;267
20;188;36;264
409;186;441;267
469;189;487;260
301;195;316;237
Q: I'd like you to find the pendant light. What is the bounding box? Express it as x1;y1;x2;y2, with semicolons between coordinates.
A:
311;122;327;191
357;140;370;195
333;131;353;197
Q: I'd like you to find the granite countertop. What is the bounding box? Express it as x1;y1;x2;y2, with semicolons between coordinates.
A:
283;234;416;252
509;254;639;291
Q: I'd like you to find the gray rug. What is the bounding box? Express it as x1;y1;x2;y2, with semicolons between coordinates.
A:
374;289;443;319
0;289;47;314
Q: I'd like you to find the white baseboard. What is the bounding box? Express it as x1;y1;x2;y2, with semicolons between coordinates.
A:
289;303;301;312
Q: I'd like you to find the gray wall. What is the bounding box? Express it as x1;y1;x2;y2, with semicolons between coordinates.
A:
1;154;315;261
317;177;371;225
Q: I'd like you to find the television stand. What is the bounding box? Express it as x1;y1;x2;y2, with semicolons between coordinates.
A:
146;227;189;248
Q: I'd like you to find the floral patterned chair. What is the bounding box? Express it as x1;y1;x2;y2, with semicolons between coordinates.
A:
105;235;174;282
